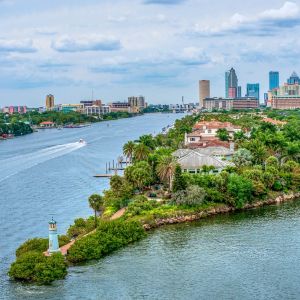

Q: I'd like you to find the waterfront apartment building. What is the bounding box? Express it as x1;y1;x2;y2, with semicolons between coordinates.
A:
199;80;210;108
269;71;279;91
46;94;55;110
203;97;259;111
246;83;260;100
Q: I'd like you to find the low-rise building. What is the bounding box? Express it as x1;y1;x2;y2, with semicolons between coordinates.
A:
85;105;110;116
61;104;84;113
108;102;131;113
176;150;234;174
203;97;259;111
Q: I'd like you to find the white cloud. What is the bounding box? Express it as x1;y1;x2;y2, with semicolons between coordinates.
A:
52;36;122;52
192;1;300;37
0;39;36;53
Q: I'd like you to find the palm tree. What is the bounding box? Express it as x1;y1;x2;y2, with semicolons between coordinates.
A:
88;194;104;228
156;156;177;191
133;143;151;161
123;141;135;164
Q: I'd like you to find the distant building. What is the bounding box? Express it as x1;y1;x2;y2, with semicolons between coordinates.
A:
287;71;300;85
237;86;242;98
199;80;210;108
269;82;300;109
203;97;259;111
80;100;102;107
2;106;27;114
61;104;84;113
269;71;279;91
246;83;260;99
46;94;55;110
225;68;238;99
108;102;130;113
128;96;146;113
85;105;110;116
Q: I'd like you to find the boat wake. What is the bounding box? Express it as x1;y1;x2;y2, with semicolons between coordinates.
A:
0;142;86;183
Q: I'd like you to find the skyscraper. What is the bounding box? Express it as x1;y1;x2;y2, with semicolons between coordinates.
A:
269;71;279;91
46;94;55;110
237;86;242;98
199;80;210;108
225;68;238;98
225;71;230;98
246;83;260;99
287;71;300;85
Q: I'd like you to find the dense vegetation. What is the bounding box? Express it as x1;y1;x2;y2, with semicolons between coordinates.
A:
0;110;136;127
101;110;300;221
0;120;32;136
67;220;146;263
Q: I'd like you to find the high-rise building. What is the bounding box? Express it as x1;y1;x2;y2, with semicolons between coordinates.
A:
237;86;242;98
225;71;230;98
246;83;260;99
287;71;300;85
225;68;238;98
46;94;55;110
128;96;146;112
269;71;279;91
199;80;210;108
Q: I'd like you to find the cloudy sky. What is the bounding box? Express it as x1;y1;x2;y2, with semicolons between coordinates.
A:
0;0;299;106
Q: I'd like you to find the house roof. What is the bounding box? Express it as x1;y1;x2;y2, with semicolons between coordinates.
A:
173;147;234;159
40;121;54;125
193;121;241;131
177;151;234;169
262;118;287;126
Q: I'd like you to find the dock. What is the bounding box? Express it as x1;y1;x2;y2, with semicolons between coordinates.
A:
94;174;113;178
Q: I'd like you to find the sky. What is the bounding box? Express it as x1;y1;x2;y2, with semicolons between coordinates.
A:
0;0;300;106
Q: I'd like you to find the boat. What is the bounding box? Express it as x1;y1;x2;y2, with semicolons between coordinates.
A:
79;139;86;144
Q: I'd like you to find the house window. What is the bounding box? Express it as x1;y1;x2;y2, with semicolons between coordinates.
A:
190;138;196;141
208;129;212;133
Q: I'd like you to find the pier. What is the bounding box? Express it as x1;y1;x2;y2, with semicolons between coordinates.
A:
94;156;130;178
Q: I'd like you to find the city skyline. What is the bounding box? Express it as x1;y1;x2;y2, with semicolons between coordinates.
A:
0;0;300;106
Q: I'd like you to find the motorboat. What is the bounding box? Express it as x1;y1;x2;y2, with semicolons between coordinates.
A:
79;139;86;144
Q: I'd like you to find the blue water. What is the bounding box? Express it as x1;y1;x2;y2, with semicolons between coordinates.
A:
1;113;300;300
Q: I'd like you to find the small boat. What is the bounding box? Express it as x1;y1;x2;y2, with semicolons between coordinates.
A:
79;139;86;144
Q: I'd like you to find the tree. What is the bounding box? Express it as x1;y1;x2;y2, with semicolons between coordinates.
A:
232;148;253;168
88;194;104;228
125;161;152;190
133;143;151;161
172;164;187;193
216;128;230;141
227;174;253;208
123;141;135;163
156;156;177;191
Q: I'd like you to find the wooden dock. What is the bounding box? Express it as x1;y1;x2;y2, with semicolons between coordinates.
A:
94;174;113;178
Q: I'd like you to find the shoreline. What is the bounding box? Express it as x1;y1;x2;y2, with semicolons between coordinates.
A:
142;192;300;230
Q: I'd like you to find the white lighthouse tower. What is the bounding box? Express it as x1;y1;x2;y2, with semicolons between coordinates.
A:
48;217;60;254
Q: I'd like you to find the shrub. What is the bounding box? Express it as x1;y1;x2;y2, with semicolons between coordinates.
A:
172;185;206;206
16;238;48;258
124;196;159;218
67;220;146;263
67;217;96;238
9;252;67;285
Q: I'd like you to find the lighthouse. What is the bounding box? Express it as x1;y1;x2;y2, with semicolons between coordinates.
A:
48;217;60;254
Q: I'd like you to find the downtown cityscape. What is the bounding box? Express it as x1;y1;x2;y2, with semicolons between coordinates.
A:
1;1;300;300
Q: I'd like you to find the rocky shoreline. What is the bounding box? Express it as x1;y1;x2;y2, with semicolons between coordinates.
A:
143;192;300;230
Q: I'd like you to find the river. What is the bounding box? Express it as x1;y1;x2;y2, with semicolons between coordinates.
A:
1;113;300;300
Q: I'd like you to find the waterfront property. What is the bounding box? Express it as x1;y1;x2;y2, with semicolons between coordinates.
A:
184;120;241;148
176;150;233;173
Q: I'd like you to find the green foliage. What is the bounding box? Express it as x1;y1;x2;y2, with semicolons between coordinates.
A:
16;238;48;258
67;217;96;238
67;220;146;263
232;148;253;168
172;164;187;193
172;185;206;206
124;196;159;218
124;161;152;190
216;128;230;141
9;252;67;284
88;194;104;228
227;174;253;208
